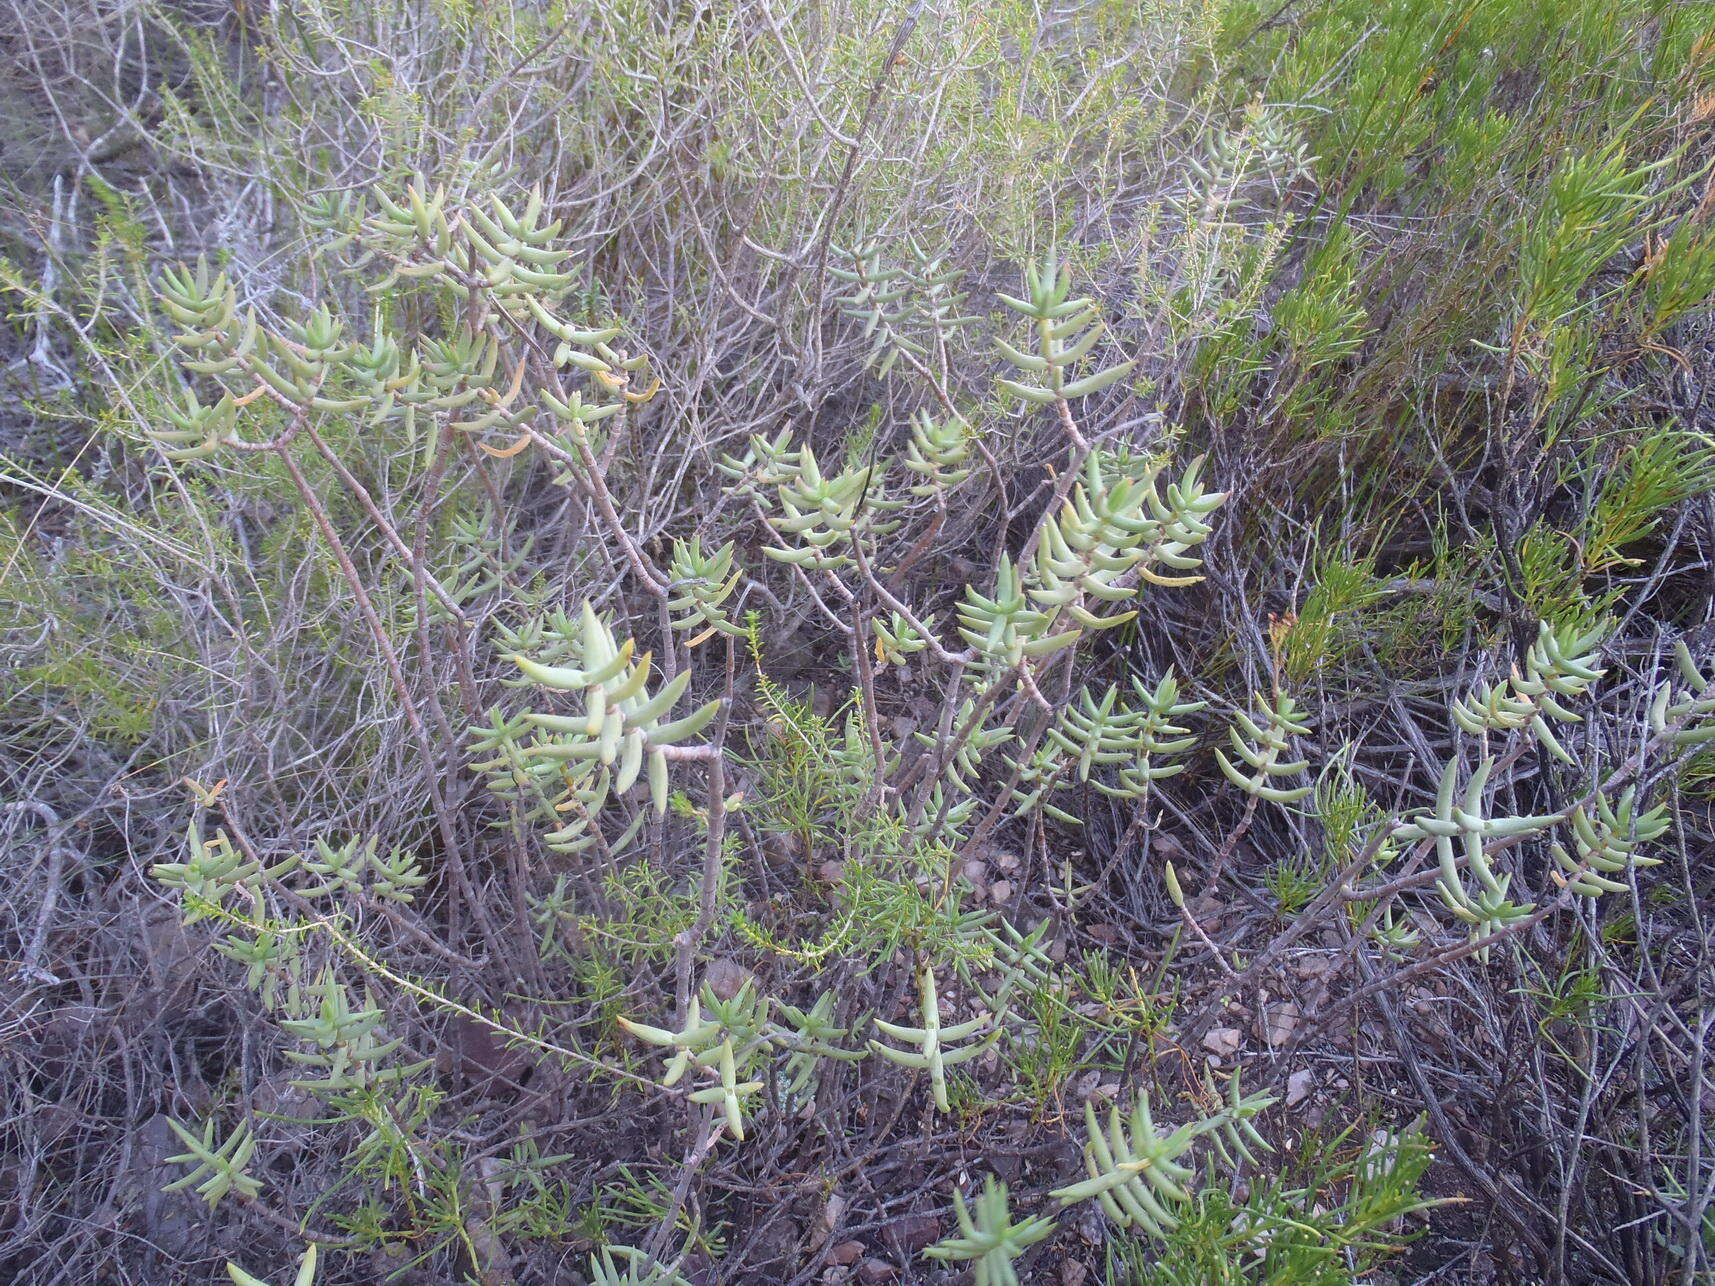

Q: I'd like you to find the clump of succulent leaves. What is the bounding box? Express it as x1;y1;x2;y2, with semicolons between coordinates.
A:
135;182;1715;1282
477;602;723;856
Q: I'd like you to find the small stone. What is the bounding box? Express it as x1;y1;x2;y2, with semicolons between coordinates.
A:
1263;1001;1300;1047
1286;1068;1315;1107
827;1240;864;1267
856;1257;897;1282
1186;893;1222;919
703;957;755;1001
1202;1026;1242;1058
989;879;1013;904
1061;1261;1089;1285
823;1192;847;1230
886;1214;942;1253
